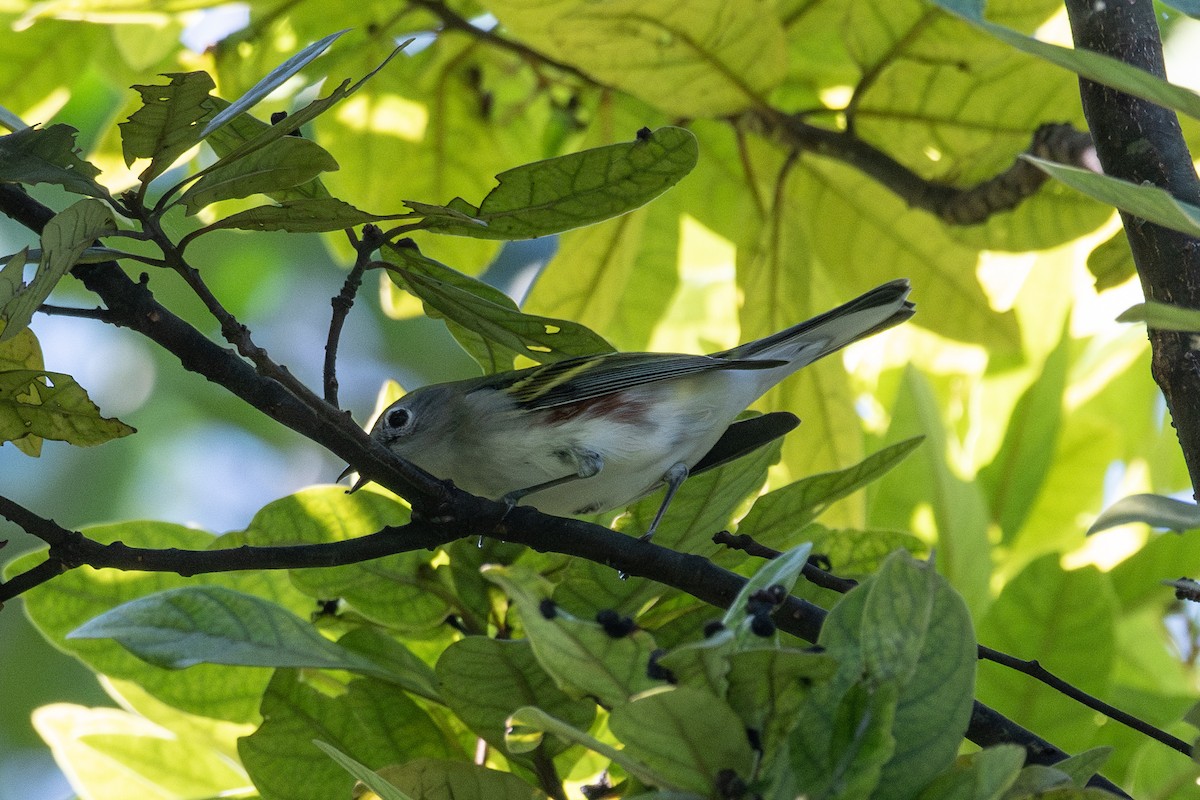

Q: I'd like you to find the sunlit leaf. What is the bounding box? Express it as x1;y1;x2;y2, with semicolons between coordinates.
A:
1088;492;1200;535
1;199;114;342
384;243;614;370
407;126;697;239
933;2;1200;121
1117;301;1200;332
737;437;924;544
0;370;133;446
32;703;253;800
180;136;339;215
1087;230;1136;291
487;0;788;116
199;29;350;140
978;325;1069;543
120;71;215;183
1027;157;1200;237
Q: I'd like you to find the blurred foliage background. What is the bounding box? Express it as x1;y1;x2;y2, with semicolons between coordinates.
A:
4;0;1200;796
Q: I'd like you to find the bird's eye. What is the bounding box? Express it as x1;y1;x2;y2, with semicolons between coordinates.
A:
385;407;412;430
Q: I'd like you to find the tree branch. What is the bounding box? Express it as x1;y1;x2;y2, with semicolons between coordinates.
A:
741;110;1097;225
1066;0;1200;499
0;184;447;509
0;181;1136;794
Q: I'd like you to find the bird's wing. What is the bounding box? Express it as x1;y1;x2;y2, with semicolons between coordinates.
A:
500;351;786;410
691;412;800;475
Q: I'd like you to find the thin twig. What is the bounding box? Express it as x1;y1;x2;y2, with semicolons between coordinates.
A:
324;226;382;405
37;304;119;323
978;645;1192;756
407;0;604;88
712;531;858;593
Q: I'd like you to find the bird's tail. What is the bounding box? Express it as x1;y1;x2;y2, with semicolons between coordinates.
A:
720;278;914;366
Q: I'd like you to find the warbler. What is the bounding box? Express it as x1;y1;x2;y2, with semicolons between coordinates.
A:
355;279;913;539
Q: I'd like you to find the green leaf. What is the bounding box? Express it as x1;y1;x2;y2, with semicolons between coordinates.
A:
335;627;441;703
933;3;1200;120
1;198;115;341
1052;747;1114;788
505;706;668;786
0;370;134;446
864;553;976;798
203;41;409;172
371;759;550;800
1086;231;1136;291
0;327;43;455
796;525;927;577
0;124;107;198
68;585;396;679
239;672;455;800
1117;301;1200;332
120;71;216;183
6;521;312;723
201;197;402;234
788;680;899;800
435;637;595;758
487;0;788;116
231;487;444;633
978;324;1069;543
915;745;1025;800
789;552;976;800
1003;765;1073;796
608;686;756;796
737;437;924;544
1088;492;1200;535
1026;157;1200;237
408;126;698;239
384;244;615;370
180;136;339;215
797;160;1022;352
312;741;415;800
483;565;664;707
200;29;350;139
721;542;812;635
32;703;253;800
724;646;837;772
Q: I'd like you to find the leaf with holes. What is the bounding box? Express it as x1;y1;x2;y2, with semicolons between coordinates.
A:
0;370;133;447
0;124;108;199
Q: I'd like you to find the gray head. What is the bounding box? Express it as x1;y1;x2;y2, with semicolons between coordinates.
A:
369;385;461;462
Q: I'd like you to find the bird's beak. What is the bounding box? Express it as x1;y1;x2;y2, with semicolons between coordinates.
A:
337;465;368;493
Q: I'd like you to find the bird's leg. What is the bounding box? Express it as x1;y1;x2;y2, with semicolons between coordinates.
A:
639;462;689;543
500;448;604;508
481;449;603;547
